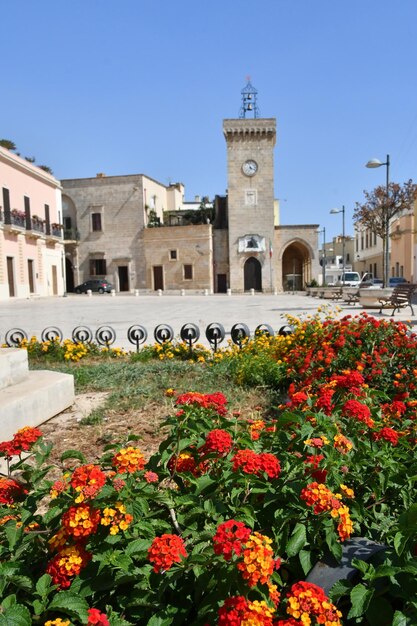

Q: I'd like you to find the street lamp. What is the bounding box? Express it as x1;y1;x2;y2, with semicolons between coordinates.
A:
317;227;326;286
365;154;390;287
330;206;345;284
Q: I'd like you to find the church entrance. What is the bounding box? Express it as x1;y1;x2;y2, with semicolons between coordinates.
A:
244;257;262;291
282;242;312;291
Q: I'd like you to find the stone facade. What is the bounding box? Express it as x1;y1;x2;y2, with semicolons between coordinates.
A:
61;116;320;294
62;174;184;292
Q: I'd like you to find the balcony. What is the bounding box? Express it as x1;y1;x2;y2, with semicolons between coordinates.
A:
3;210;26;234
63;228;80;242
27;218;46;239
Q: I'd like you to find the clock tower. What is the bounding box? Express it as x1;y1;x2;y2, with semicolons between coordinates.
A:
223;80;276;292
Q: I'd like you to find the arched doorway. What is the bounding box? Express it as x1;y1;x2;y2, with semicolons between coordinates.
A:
244;257;262;291
281;241;312;291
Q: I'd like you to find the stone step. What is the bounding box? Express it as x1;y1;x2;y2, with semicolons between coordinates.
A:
0;348;29;391
0;369;74;442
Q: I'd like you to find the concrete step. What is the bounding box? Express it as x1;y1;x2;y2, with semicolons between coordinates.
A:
0;369;75;441
0;348;29;391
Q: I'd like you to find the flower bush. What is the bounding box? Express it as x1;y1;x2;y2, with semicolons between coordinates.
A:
1;314;417;624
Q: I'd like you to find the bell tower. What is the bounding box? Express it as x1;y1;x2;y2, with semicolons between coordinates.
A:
223;79;276;292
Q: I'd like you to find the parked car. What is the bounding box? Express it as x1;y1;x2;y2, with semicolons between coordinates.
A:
74;279;114;294
360;277;383;288
388;277;408;287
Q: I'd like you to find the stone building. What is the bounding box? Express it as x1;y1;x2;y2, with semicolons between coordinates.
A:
62;82;320;294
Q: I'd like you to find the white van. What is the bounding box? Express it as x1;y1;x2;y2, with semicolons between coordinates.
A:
336;272;362;287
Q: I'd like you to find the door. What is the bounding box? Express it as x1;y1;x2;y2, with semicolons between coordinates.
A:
217;274;227;293
244;257;262;291
7;257;15;297
153;266;164;290
118;266;129;291
28;260;35;293
52;265;58;295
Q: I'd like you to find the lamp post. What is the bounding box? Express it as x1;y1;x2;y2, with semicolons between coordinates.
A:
330;206;345;284
317;227;326;286
365;154;390;287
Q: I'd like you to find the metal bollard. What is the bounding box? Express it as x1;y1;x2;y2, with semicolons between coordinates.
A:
181;289;185;296
87;289;92;297
250;288;255;296
204;289;209;296
227;289;231;296
134;289;139;297
157;289;162;296
111;289;116;297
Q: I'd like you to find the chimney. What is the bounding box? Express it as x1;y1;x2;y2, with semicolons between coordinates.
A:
96;173;106;178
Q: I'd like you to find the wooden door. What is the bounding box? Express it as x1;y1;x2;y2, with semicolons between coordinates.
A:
118;266;129;291
28;260;35;293
153;266;164;290
244;257;262;291
7;257;15;297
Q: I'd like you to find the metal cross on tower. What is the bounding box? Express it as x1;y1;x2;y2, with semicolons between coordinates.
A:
239;77;259;119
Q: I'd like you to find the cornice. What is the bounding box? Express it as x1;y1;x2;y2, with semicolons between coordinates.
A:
0;148;62;190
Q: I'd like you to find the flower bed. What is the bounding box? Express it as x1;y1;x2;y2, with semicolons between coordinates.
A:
1;314;417;625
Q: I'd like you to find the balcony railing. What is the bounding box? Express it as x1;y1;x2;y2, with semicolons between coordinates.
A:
31;219;45;233
10;212;26;228
63;228;80;241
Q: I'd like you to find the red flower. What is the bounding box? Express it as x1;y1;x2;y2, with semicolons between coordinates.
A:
202;429;233;455
0;477;27;504
148;534;188;573
144;471;159;483
373;426;400;446
213;520;251;561
232;450;280;479
342;399;374;427
0;426;42;459
175;391;228;415
87;608;109;625
218;596;275;625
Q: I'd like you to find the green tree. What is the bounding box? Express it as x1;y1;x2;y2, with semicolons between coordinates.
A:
0;138;17;151
354;180;415;286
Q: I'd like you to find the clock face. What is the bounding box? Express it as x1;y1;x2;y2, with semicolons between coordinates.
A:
242;159;258;176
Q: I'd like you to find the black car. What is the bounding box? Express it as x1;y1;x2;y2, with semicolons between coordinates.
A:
74;279;114;294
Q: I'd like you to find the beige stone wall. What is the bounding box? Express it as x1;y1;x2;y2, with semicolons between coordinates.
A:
274;225;320;291
390;212;414;281
213;229;229;291
61;174;183;291
224;119;277;292
143;224;213;291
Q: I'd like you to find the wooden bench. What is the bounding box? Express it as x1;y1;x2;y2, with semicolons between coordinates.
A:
378;284;416;316
345;290;360;305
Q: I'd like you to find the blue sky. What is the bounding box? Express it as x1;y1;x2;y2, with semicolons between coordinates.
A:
2;0;416;240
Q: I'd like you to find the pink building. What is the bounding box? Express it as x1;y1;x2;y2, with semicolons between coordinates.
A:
0;147;65;299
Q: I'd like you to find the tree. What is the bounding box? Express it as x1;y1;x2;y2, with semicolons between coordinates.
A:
0;139;17;151
354;180;415;287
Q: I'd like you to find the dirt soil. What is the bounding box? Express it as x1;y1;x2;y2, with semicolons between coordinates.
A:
40;393;168;470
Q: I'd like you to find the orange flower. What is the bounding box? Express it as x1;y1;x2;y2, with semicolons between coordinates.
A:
112;446;146;474
70;464;106;502
286;581;342;625
62;504;100;539
237;532;276;587
46;544;91;588
333;433;353;454
100;502;133;535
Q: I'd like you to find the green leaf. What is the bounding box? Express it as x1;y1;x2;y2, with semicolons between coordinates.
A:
329;579;352;601
60;449;87;463
285;523;306;557
0;604;32;626
35;574;53;597
7;576;33;592
392;611;408;626
298;549;312;576
125;538;151;556
47;591;89;622
394;531;408;556
351;558;372;576
194;474;216;495
399;503;417;532
348;583;374;619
